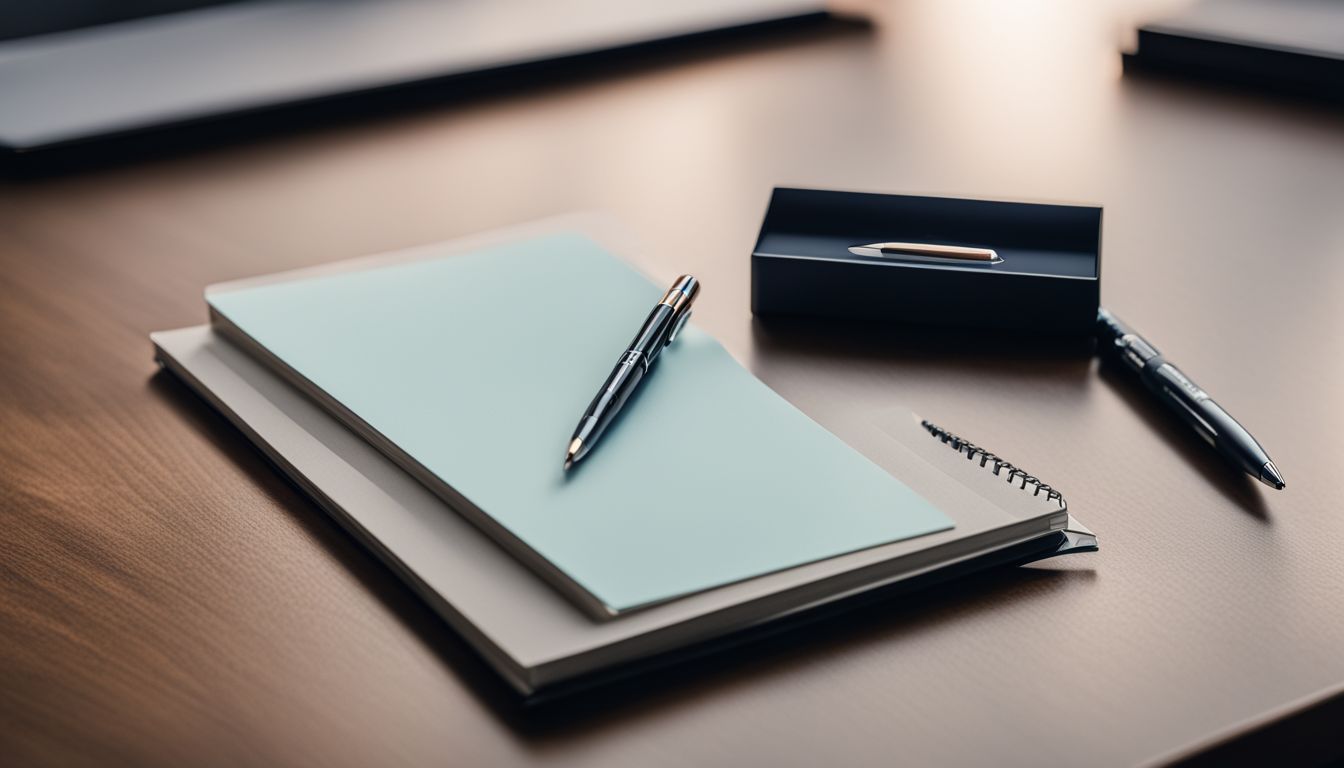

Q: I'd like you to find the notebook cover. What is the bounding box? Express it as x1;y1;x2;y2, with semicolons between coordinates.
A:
206;233;956;617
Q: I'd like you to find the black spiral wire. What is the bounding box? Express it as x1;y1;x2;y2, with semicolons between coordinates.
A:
920;420;1066;508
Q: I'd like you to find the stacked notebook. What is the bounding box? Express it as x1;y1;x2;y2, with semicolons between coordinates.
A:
152;218;1096;698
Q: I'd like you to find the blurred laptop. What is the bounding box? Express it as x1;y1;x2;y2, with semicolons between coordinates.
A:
0;0;834;172
1124;0;1344;104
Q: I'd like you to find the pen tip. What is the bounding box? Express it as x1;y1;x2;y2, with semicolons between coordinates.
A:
1259;461;1285;490
563;458;572;471
564;437;582;471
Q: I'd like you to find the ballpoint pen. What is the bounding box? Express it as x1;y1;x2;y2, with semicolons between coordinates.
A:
564;274;700;470
1096;308;1284;490
848;242;1003;264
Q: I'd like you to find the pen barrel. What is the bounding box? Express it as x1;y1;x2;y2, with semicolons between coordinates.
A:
628;303;678;365
1143;360;1206;403
1197;400;1275;475
1097;311;1162;374
573;352;647;454
566;276;699;467
1143;360;1215;442
1146;362;1273;475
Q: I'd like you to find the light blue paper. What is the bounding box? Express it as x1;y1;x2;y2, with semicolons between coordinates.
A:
209;233;953;612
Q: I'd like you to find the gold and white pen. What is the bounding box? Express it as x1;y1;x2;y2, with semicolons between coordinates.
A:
848;242;1003;264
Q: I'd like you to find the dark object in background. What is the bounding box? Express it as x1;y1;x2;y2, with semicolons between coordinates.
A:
0;0;240;42
1123;0;1344;105
0;0;834;176
751;188;1102;339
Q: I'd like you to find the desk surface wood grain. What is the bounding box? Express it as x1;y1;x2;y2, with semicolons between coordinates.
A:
3;1;1344;765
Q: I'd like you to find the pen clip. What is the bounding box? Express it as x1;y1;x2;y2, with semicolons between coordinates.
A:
667;309;691;345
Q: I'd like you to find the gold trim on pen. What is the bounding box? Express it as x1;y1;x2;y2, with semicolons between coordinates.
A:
658;274;699;311
658;288;689;311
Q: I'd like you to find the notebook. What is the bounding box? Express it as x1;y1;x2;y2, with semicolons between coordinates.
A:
205;231;961;617
151;320;1095;696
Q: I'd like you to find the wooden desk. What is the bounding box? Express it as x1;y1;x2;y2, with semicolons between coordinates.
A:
3;1;1343;764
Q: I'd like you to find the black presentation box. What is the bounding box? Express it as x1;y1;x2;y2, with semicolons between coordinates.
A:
751;188;1102;338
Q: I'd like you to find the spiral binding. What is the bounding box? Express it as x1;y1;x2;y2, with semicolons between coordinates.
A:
920;420;1065;508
